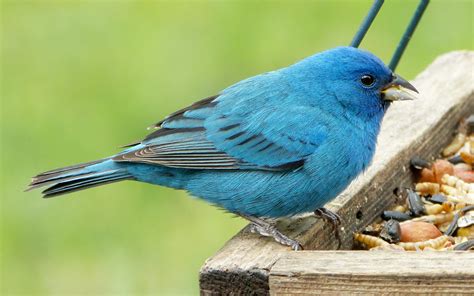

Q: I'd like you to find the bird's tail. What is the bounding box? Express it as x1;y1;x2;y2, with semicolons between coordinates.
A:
27;159;133;198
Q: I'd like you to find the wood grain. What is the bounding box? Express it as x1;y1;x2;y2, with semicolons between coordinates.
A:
269;251;474;295
200;51;474;295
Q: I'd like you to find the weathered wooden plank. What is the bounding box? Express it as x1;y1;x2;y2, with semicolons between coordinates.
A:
269;251;474;295
200;51;474;295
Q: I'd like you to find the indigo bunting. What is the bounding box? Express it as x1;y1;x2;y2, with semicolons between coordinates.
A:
28;46;417;249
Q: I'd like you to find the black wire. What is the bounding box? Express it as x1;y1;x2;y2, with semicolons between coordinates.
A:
350;0;385;48
389;0;430;71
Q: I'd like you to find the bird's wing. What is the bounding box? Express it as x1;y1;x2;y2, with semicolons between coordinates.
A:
114;72;328;170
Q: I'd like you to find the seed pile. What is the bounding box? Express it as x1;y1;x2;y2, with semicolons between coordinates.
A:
354;115;474;251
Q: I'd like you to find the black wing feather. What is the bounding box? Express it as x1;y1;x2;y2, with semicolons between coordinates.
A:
115;94;306;171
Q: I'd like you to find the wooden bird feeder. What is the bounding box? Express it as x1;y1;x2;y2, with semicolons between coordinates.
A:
199;51;474;295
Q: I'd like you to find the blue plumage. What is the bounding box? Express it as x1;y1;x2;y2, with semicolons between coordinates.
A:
28;46;417;247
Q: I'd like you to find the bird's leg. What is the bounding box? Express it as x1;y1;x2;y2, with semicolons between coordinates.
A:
314;207;342;249
241;214;303;251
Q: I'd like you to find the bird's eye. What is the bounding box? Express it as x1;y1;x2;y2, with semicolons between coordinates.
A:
360;75;375;87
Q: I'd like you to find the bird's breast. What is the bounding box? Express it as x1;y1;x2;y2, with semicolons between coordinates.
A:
304;125;378;196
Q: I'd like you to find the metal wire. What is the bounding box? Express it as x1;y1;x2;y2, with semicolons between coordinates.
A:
350;0;385;48
389;0;430;71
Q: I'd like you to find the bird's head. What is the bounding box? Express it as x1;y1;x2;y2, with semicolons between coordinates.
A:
291;46;418;119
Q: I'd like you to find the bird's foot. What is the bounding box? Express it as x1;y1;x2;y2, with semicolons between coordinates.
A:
314;207;341;225
243;215;303;250
314;207;342;249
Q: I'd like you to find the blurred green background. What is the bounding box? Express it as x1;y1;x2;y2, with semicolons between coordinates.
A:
1;0;472;295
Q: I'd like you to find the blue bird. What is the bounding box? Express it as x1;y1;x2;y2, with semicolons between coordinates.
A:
28;46;417;249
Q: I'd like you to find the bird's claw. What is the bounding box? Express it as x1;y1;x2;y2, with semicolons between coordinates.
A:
245;215;303;251
291;242;304;251
314;207;341;225
314;207;342;249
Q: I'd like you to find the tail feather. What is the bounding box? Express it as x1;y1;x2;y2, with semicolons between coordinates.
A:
34;159;104;178
28;159;105;190
42;170;132;198
27;159;133;197
27;171;99;191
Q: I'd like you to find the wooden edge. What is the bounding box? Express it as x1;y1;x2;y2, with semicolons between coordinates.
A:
200;51;474;295
269;251;474;295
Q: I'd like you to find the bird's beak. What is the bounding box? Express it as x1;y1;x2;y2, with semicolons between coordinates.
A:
381;74;419;101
